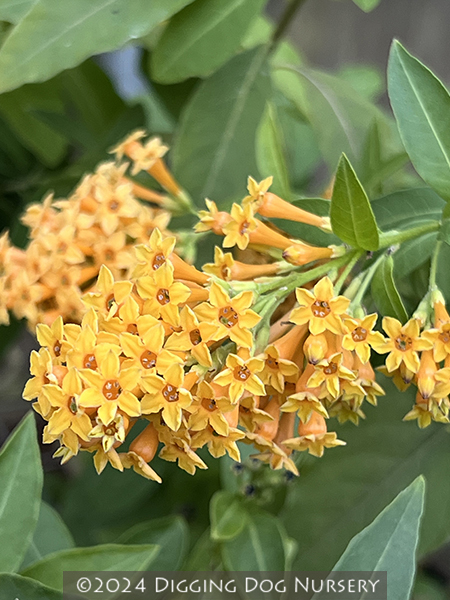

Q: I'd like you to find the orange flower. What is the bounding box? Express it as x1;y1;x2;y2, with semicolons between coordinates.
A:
213;354;265;403
257;345;299;393
195;199;231;234
186;381;234;436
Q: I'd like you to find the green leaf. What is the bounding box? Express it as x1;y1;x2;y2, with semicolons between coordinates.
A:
0;80;67;167
279;65;389;170
330;154;379;250
0;0;196;93
21;544;159;590
210;491;247;542
151;0;266;84
256;102;292;201
436;242;450;304
173;47;270;204
337;64;383;101
116;516;188;570
0;0;37;24
282;377;450;571
0;412;43;573
352;0;381;12
21;502;75;571
221;510;286;571
388;41;450;203
372;187;445;231
371;254;408;321
0;573;62;600
320;478;424;600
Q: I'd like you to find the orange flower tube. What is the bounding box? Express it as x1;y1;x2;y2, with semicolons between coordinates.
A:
258;192;331;231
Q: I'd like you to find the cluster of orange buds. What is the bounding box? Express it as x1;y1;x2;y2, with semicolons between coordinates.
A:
0;131;192;329
377;292;450;428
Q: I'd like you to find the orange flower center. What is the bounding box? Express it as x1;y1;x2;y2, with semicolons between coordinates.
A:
239;220;250;235
189;329;202;346
162;384;179;402
68;396;77;414
157;288;170;305
140;350;157;369
439;330;450;344
323;362;338;376
127;323;138;334
352;327;368;342
105;293;115;311
152;252;166;270
201;397;217;412
102;379;121;400
83;354;98;369
53;341;62;357
219;306;239;328
395;334;413;352
104;424;118;436
266;356;279;370
221;265;230;279
109;199;120;211
234;365;251;381
311;299;331;318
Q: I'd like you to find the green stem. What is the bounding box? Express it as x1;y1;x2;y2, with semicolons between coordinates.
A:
270;0;308;51
333;252;363;295
429;240;443;289
347;253;385;311
379;221;440;248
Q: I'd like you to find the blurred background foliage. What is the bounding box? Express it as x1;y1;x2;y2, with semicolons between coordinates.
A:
0;0;450;597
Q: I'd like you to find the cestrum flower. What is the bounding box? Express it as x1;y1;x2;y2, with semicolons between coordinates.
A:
375;317;433;373
290;277;350;335
78;349;141;424
213;354;265;403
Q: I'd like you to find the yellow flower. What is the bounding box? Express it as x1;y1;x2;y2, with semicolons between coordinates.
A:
195;199;231;234
42;368;92;440
342;314;385;363
186;381;234;436
140;363;193;431
202;247;235;281
422;323;450;363
78;349;141;424
23;348;58;415
120;451;162;481
222;203;258;250
195;281;260;348
281;391;329;422
376;317;433;373
120;322;183;374
213;354;265;403
290;277;350;335
242;175;273;208
83;265;133;320
66;323;121;371
283;413;346;458
136;263;191;327
159;439;207;475
93;447;123;474
191;426;245;462
132;228;176;278
36;316;69;363
90;413;127;452
257;345;298;393
165;306;219;367
307;353;356;399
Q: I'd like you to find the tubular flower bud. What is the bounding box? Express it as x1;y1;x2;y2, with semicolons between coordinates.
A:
283;411;346;458
303;333;328;365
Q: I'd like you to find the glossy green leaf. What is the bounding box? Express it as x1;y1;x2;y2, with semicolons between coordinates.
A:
282;377;450;571
0;573;62;600
256;102;292;201
352;0;381;12
21;502;75;571
0;0;196;93
0;0;36;24
173;47;270;204
151;0;266;84
210;491;247;541
330;154;379;250
372;188;445;230
388;41;450;202
0;413;43;573
320;478;424;600
221;511;286;571
371;254;408;321
21;544;159;590
117;516;188;570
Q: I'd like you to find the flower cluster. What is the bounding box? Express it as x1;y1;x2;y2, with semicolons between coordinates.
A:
0;132;179;328
13;131;450;482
